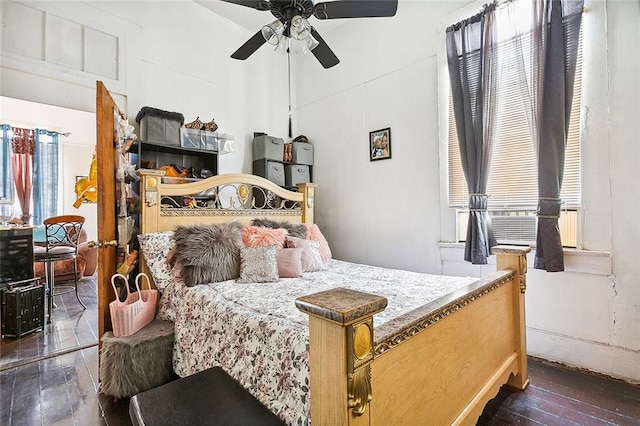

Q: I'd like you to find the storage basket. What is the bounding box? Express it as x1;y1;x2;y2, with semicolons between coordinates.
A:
1;279;44;338
109;273;158;337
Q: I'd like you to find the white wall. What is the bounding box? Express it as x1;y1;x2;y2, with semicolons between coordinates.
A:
0;96;98;239
297;0;640;384
3;0;638;384
1;0;293;174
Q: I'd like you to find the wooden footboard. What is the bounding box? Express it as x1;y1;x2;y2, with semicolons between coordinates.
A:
296;246;529;425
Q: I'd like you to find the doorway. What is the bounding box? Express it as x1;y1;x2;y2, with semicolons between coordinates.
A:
0;96;98;370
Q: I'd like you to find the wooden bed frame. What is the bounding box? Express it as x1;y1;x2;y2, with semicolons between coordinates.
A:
128;170;530;425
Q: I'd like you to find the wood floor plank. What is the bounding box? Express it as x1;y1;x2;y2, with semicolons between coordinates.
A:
528;359;640;419
3;277;640;426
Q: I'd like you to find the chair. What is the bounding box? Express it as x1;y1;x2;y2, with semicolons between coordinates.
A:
34;215;87;323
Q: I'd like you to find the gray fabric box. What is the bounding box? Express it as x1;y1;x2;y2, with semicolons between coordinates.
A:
136;107;184;147
291;142;314;165
285;164;310;187
253;136;284;161
254;160;285;187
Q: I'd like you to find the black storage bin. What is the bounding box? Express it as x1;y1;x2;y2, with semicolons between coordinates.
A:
135;107;185;147
1;279;45;338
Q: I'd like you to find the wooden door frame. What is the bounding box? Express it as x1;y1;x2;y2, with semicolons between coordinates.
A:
96;81;118;342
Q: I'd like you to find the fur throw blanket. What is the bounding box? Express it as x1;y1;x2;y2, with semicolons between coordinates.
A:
135;106;184;125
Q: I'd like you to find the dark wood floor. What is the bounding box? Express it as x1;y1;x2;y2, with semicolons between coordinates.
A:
1;278;639;425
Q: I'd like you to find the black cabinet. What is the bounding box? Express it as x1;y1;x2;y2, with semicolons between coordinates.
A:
130;140;218;178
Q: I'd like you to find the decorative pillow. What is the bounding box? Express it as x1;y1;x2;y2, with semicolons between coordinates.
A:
237;246;279;283
251;218;308;239
306;223;332;260
242;226;287;248
277;247;303;278
137;231;175;290
33;224;68;244
285;236;324;272
173;222;244;286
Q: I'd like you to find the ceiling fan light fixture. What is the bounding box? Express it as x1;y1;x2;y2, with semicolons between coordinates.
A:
302;34;319;53
261;20;284;45
274;36;290;54
290;15;311;41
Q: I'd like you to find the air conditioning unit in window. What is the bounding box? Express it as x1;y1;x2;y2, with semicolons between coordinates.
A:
456;210;577;247
489;214;537;245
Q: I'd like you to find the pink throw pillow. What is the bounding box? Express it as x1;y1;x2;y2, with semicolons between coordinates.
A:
286;236;324;272
242;226;287;248
306;224;332;260
277;248;303;278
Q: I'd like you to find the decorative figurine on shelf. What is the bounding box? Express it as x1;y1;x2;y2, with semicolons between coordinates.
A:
202;118;218;132
184;117;203;130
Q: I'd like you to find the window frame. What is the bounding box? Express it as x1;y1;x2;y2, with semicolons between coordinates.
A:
439;1;584;249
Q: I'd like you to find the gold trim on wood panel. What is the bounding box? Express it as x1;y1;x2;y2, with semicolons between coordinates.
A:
519;255;527;293
159;209;302;217
347;320;374;416
145;177;159;207
374;273;514;356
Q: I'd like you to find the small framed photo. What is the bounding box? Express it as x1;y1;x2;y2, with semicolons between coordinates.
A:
369;127;391;161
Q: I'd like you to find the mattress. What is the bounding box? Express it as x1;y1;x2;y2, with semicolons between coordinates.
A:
158;259;476;425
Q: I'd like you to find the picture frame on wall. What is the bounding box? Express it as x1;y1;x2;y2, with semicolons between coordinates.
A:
369;127;391;161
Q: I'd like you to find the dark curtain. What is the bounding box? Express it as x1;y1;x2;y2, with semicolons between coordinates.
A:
446;3;499;264
533;0;583;271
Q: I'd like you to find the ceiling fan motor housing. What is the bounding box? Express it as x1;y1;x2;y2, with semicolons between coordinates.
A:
271;0;315;22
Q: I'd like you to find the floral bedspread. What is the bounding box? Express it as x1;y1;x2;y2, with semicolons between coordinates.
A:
158;260;476;425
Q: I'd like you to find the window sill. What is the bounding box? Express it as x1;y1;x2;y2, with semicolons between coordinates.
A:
438;242;611;276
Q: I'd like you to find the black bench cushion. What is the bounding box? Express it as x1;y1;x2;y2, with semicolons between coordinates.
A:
129;366;285;426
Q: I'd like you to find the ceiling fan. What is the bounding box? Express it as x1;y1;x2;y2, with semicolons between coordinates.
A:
224;0;398;68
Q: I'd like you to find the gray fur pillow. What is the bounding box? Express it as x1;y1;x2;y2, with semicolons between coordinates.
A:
172;222;243;286
251;218;308;239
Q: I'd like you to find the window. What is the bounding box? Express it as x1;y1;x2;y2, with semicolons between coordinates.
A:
0;125;59;224
448;7;583;247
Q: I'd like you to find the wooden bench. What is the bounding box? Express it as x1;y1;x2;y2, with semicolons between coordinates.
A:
129;366;285;426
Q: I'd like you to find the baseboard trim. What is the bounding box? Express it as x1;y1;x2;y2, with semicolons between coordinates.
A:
527;327;640;384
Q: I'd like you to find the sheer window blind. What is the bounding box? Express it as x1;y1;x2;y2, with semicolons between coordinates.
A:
448;27;583;211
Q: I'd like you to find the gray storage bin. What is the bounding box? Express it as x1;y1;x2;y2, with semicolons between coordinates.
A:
253;136;284;161
136;107;184;147
291;142;314;165
254;160;285;187
285;164;310;187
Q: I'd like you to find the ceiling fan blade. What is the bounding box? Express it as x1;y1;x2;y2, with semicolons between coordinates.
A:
231;30;267;60
217;0;270;11
310;28;340;69
314;0;398;19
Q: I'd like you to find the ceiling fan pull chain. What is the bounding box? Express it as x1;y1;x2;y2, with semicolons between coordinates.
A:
288;42;292;139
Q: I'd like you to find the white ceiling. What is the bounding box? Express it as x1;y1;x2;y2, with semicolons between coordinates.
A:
193;0;350;35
